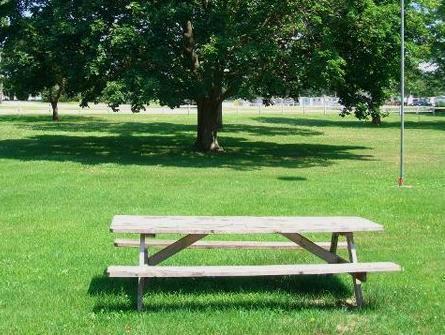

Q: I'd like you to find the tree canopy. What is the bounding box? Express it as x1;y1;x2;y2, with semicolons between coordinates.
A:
73;0;402;149
402;0;444;97
431;0;445;90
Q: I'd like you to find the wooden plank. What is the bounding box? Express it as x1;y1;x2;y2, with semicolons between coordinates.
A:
107;262;402;278
148;234;207;266
114;239;349;250
345;233;364;307
111;216;383;234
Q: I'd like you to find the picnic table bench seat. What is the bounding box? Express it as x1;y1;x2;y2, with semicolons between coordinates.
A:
107;262;401;278
106;215;401;311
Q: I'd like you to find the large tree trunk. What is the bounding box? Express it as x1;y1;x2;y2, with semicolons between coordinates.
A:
216;100;223;130
371;114;381;125
195;99;223;152
51;100;60;121
48;82;64;121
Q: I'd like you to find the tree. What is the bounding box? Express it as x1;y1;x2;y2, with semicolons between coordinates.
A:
1;1;406;141
406;67;444;97
77;0;401;150
386;1;445;102
0;58;3;103
431;1;445;91
0;1;88;120
334;1;400;125
0;2;10;104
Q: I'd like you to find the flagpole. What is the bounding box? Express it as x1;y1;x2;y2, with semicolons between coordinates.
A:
399;0;405;187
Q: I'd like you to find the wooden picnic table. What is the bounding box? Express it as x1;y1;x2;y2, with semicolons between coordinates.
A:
107;216;401;311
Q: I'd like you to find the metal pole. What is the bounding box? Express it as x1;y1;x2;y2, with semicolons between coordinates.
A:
399;0;405;186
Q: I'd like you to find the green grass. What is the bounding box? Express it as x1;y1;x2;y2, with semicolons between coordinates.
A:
0;112;444;334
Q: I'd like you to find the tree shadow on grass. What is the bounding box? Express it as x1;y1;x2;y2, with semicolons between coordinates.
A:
4;115;325;137
0;114;373;170
0;114;102;124
88;274;366;312
255;116;445;131
0;134;372;170
277;176;307;181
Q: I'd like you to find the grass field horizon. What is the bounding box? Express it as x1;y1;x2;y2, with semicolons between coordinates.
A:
0;112;444;334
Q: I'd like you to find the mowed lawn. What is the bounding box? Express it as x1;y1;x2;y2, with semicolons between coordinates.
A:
0;112;444;334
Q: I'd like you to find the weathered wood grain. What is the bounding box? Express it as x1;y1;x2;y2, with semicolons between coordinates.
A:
107;262;401;278
345;233;365;307
111;216;383;234
330;233;340;254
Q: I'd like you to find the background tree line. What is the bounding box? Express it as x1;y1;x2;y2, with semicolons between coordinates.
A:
0;0;444;150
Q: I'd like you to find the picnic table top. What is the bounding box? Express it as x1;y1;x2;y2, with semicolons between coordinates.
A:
111;216;383;234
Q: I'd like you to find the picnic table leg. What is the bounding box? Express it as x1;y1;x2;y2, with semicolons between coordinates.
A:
137;234;149;311
345;233;364;308
330;233;339;254
326;233;340;278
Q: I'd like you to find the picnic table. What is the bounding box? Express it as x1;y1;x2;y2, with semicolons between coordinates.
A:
107;216;401;311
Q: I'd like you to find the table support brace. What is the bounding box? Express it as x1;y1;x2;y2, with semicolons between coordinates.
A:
148;234;208;266
281;233;367;282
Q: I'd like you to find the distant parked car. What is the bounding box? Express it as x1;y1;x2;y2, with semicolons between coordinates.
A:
412;98;432;106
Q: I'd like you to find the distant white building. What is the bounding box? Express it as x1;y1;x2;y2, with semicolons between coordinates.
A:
29;95;43;101
227;96;341;107
299;96;340;107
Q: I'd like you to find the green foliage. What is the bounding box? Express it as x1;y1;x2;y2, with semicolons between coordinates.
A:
0;1;88;105
77;0;402;120
406;69;444;96
431;1;445;89
101;81;127;112
334;1;400;122
403;0;444;97
41;90;81;103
